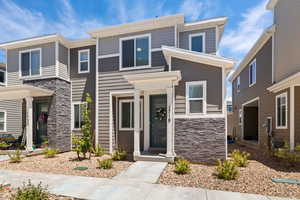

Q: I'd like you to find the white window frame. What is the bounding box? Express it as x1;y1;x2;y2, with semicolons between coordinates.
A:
119;99;143;131
0;110;7;132
19;48;42;78
237;76;240;93
189;32;206;53
78;49;90;73
71;102;87;130
276;92;288;129
119;34;151;71
239;109;243;126
249;59;256;87
186;81;207;115
0;69;6;86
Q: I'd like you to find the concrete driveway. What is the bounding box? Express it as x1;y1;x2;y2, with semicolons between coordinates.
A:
0;169;296;200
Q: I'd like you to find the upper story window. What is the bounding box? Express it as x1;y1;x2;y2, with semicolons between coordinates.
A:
78;49;90;73
186;81;207;115
20;49;41;77
237;76;240;93
239;109;243;125
0;110;6;132
119;99;143;130
120;34;151;70
189;33;205;53
249;59;256;87
0;70;5;86
276;93;287;129
72;102;86;130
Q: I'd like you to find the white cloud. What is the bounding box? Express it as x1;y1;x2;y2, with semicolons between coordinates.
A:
220;0;272;58
179;0;218;21
0;0;103;42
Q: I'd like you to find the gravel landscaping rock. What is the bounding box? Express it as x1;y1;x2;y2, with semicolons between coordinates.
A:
0;152;132;179
158;144;300;199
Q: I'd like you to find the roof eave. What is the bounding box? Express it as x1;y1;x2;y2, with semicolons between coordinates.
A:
229;25;276;82
266;0;279;10
162;46;236;69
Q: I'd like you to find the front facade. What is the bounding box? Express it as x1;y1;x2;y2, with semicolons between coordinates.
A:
231;0;300;151
0;14;234;162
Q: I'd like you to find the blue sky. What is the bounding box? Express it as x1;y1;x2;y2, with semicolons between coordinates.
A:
0;0;273;99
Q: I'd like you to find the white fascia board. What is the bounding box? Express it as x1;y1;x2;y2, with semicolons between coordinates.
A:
180;17;227;32
266;0;279;10
162;46;236;69
229;25;276;82
267;71;300;93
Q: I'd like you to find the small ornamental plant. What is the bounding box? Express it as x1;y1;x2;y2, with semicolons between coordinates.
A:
174;159;191;175
216;160;238;180
92;144;105;157
98;159;113;169
9;150;22;163
43;148;59;158
230;149;250;167
112;149;127;161
11;180;49;200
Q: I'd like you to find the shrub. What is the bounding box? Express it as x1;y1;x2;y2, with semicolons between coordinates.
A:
92;144;105;157
98;159;113;169
0;142;10;150
9;150;22;163
43;148;59;158
216;160;238;180
230;149;250;167
174;159;191;174
295;144;300;152
274;148;300;167
11;180;49;200
112;149;127;161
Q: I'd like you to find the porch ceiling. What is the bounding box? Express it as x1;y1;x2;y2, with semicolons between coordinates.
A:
0;85;53;100
123;71;181;90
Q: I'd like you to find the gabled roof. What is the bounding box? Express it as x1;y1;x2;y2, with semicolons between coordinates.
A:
229;25;276;82
88;14;184;38
162;46;236;69
0;34;96;50
267;0;279;10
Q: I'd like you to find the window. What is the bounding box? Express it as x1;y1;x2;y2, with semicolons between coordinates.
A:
249;59;256;86
189;33;205;53
20;49;41;77
120;34;150;70
227;104;233;112
267;117;272;136
119;99;143;130
239;109;243;125
0;111;6;132
276;93;287;129
78;49;90;73
0;70;5;85
186;81;207;114
72;102;86;129
237;76;240;93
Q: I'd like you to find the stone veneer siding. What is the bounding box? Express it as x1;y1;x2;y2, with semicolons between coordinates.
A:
24;78;71;152
175;118;226;163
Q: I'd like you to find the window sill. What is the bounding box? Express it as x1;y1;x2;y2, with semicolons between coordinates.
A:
119;65;151;71
249;82;256;87
78;71;90;74
276;126;288;129
20;75;42;80
72;128;82;131
119;128;143;131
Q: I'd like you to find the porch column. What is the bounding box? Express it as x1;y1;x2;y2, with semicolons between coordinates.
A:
25;97;33;151
166;87;175;157
133;89;140;157
290;86;295;151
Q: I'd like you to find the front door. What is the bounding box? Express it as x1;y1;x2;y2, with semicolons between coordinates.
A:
150;94;167;148
34;102;49;147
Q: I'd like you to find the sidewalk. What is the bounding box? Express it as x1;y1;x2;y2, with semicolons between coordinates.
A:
0;169;296;200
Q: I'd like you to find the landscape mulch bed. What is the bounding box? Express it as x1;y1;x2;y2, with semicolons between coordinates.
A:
0;152;132;179
159;144;300;199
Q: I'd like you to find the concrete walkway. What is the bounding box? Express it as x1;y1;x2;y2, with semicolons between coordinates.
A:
113;161;167;183
0;169;297;200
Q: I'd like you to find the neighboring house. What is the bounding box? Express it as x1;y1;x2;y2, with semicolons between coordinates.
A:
230;0;300;151
226;100;233;137
0;14;235;162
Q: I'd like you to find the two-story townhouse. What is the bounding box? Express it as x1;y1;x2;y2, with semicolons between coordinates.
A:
0;14;235;162
230;0;300;152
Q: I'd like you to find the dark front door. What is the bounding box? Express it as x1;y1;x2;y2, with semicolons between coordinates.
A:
34;102;49;147
150;94;167;148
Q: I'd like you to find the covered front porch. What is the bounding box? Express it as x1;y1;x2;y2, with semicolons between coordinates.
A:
109;71;181;162
0;85;53;151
